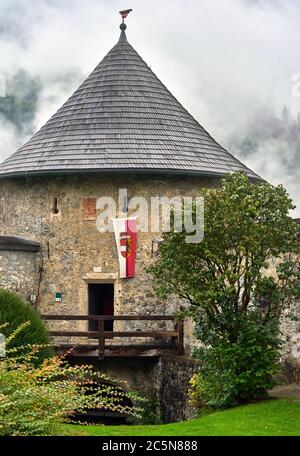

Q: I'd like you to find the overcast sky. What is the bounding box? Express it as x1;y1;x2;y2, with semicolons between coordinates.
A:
0;0;299;214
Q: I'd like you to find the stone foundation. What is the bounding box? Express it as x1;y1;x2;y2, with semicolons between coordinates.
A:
156;356;200;422
72;355;199;423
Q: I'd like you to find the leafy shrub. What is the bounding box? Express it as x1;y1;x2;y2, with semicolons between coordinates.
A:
189;309;281;409
127;394;161;425
0;288;52;361
0;323;142;436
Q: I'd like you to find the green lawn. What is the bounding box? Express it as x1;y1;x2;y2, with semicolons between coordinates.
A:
62;399;300;436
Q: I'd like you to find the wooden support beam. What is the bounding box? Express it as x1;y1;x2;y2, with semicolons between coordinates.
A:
52;344;178;358
50;331;98;338
103;330;177;338
48;330;177;338
53;344;173;350
98;320;105;360
176;320;184;355
42;315;176;321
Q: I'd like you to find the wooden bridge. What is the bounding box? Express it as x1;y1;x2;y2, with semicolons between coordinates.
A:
42;315;184;359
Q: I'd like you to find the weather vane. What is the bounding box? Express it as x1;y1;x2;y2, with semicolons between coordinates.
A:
119;9;132;30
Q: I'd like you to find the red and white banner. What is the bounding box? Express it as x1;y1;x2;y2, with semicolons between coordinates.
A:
113;218;137;278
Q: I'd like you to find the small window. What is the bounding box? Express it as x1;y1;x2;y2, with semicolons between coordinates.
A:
52;197;59;214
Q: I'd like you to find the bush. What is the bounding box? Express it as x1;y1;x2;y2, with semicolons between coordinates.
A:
0;288;52;361
0;324;143;436
127;394;161;425
189;309;281;409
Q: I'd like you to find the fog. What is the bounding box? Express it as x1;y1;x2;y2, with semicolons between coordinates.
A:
0;0;299;214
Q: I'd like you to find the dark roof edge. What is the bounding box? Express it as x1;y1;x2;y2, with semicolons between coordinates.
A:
0;167;263;182
0;236;40;252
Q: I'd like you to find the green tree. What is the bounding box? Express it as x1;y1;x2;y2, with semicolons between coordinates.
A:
149;172;300;408
0;289;53;362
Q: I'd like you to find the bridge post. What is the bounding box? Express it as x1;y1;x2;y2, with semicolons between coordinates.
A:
98;319;105;360
176;320;184;355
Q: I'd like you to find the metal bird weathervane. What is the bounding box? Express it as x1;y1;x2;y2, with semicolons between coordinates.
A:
119;8;132;30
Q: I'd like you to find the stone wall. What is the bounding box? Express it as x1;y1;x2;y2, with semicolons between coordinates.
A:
0;249;39;302
1;172;300;374
74;356;159;398
0;173;215;349
280;301;300;380
267;256;300;374
156;356;200;422
73;355;200;423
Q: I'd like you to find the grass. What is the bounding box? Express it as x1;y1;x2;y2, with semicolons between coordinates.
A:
61;398;300;436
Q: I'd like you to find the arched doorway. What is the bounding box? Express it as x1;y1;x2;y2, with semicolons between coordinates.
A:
72;380;134;425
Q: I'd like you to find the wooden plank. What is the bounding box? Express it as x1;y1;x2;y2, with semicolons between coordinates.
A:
52;344;174;350
53;344;99;350
102;331;177;338
52;344;178;357
50;331;98;337
42;315;91;321
48;330;177;338
51;344;177;354
98;315;175;321
42;315;176;321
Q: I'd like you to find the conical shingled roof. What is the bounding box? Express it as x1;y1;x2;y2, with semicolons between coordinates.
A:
0;27;260;180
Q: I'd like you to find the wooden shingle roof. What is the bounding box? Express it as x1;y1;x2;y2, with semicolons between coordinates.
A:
0;27;260;179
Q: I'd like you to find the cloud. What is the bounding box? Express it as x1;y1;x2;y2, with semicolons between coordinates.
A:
0;0;299;214
0;117;20;155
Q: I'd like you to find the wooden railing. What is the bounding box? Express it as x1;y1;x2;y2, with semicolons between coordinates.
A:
42;315;184;359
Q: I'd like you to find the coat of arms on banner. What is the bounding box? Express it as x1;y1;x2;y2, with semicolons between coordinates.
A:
113;218;137;278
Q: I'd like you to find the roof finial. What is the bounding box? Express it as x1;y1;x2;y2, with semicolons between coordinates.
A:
119;9;132;31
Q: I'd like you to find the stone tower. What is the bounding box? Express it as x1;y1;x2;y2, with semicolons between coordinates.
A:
0;14;259;340
0;14;262;419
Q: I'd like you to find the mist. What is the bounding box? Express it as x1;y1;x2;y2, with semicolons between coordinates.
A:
0;0;299;214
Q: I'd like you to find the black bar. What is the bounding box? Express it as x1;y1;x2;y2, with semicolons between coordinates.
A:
0;436;298;454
